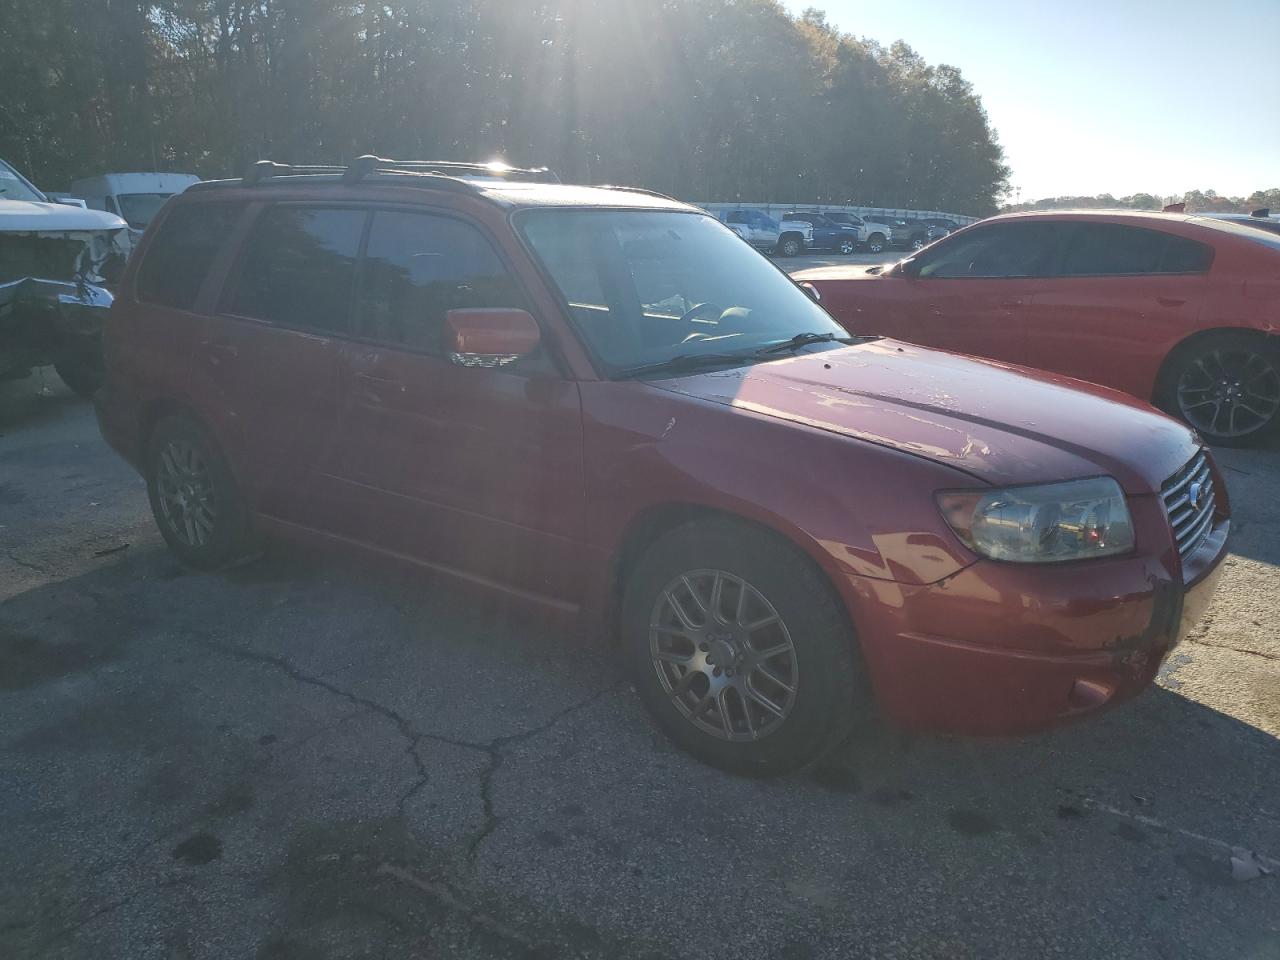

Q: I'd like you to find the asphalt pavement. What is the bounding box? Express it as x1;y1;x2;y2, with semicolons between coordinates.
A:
1;372;1277;960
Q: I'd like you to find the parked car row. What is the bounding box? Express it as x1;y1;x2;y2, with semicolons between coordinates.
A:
710;207;959;256
90;157;1232;777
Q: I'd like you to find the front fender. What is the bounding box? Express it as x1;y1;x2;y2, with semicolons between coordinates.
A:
581;382;979;592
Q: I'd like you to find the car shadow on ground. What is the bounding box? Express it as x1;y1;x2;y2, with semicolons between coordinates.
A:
1;536;1276;958
0;368;83;433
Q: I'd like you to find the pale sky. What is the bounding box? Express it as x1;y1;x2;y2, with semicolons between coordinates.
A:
782;0;1280;201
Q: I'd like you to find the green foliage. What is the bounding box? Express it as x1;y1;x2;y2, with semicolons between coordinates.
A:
0;0;1009;214
1003;188;1280;214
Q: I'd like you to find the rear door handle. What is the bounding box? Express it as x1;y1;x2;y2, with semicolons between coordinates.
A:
999;298;1024;309
1157;296;1187;307
354;372;406;404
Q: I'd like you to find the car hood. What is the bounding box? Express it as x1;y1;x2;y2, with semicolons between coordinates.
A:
646;339;1198;493
0;199;126;234
793;264;893;282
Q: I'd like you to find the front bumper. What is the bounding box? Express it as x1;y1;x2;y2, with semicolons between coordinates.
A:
841;517;1230;736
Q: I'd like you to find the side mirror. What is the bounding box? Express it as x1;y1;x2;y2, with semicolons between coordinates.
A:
445;308;541;368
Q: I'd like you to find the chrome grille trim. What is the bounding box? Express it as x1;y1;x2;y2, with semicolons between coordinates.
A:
1161;450;1216;561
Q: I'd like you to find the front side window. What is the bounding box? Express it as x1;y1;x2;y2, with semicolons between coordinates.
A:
136;202;244;310
518;209;846;376
355;211;525;353
228;206;364;332
915;223;1061;279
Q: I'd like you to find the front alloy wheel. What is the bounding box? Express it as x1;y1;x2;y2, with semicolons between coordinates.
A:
623;518;862;776
838;237;857;255
650;570;798;741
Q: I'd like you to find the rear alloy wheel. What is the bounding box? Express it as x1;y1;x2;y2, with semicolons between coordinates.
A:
910;236;927;251
623;518;862;776
838;237;857;255
866;233;886;254
146;415;256;569
778;236;803;258
1164;335;1280;446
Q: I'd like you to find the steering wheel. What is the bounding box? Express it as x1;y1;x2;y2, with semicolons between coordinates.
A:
679;302;724;325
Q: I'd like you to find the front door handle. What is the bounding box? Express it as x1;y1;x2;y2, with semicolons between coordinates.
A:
201;339;239;365
1157;296;1187;307
999;298;1024;309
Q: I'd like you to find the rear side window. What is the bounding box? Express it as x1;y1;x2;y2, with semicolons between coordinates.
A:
1161;235;1215;272
1059;224;1212;275
136;202;243;310
228;206;365;332
355;211;525;353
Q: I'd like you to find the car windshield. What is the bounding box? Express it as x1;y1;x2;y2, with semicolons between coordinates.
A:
518;209;846;377
117;192;174;230
0;161;45;202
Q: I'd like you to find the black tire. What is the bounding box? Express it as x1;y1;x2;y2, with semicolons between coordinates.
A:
838;236;857;256
145;414;256;569
866;233;887;254
777;234;803;258
622;517;863;777
53;354;103;399
1157;333;1280;447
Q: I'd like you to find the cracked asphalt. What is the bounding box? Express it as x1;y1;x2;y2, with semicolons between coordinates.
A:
2;373;1278;960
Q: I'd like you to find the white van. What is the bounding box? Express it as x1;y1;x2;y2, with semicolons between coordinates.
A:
69;172;200;244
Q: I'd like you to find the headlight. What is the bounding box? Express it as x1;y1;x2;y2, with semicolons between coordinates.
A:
937;477;1134;563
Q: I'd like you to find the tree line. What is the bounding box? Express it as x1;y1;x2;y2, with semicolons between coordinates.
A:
1002;188;1280;215
0;1;1010;215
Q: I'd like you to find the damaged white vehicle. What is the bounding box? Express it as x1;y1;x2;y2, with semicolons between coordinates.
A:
1;158;127;396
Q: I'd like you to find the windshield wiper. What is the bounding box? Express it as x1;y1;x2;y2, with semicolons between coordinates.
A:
757;332;842;355
615;351;757;381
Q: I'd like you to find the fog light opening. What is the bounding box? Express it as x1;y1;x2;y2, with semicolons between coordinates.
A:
1067;678;1114;712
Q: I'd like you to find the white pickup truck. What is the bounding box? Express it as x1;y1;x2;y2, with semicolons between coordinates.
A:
718;208;814;257
1;158;127;396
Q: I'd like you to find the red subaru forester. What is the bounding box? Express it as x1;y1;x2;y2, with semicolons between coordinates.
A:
95;159;1230;776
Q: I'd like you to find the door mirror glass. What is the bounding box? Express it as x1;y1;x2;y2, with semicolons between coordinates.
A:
445;309;541;367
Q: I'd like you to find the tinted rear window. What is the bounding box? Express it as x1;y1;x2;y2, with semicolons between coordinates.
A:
227;206;365;332
1059;223;1212;275
136;202;243;310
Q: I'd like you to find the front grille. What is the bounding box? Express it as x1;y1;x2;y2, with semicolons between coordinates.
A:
1161;450;1216;560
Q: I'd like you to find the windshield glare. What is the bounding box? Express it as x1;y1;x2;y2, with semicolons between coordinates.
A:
117;192;174;229
518;209;845;376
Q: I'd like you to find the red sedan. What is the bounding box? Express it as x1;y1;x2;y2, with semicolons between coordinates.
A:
797;210;1280;446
